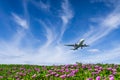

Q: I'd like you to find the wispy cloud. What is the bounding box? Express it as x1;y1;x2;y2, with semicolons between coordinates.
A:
1;0;120;65
58;0;74;43
60;0;73;25
88;49;100;53
30;0;76;64
12;12;29;47
79;1;120;63
81;46;120;63
83;6;120;45
12;13;28;29
23;0;30;29
30;0;50;11
102;13;120;29
38;20;57;47
0;39;25;61
39;1;50;10
36;19;76;65
0;0;76;65
0;12;30;61
90;0;119;8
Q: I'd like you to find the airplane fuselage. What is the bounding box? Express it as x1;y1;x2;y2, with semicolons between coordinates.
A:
65;39;89;50
74;44;86;49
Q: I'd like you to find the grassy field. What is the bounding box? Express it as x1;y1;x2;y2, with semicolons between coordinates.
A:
0;63;120;80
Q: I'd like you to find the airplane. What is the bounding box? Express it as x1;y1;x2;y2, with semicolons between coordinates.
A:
65;39;89;50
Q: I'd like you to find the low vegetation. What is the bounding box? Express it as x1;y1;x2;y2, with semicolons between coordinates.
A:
0;63;120;80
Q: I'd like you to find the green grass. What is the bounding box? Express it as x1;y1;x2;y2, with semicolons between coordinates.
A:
0;63;120;80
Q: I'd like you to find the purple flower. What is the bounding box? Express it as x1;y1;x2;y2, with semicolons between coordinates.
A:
96;76;100;80
73;64;77;67
65;64;69;68
65;68;69;72
46;74;51;77
27;69;31;73
61;66;65;69
34;68;40;72
107;67;112;71
60;69;64;72
112;71;117;75
75;69;79;72
92;72;96;75
15;76;19;79
94;65;99;68
88;68;92;71
99;67;103;70
87;78;93;80
67;72;75;77
114;65;118;68
32;74;36;78
109;75;114;80
109;75;113;77
112;69;116;72
94;69;98;71
48;70;52;73
55;74;59;77
50;72;56;75
18;72;26;76
0;76;3;79
109;76;114;80
42;66;47;70
98;70;101;73
20;67;25;71
71;65;74;68
92;72;99;75
82;65;86;68
16;78;20;80
18;72;24;76
60;74;66;79
71;70;76;74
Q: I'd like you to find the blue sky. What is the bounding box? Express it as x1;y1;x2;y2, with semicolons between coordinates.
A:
0;0;120;65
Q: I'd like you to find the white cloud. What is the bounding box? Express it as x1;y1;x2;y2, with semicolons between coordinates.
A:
12;13;28;29
57;0;74;43
102;13;120;29
0;40;24;59
30;0;50;11
90;0;119;8
1;0;120;65
61;0;73;24
39;1;50;10
83;7;120;45
88;49;100;53
11;29;25;47
0;0;76;65
78;2;120;64
36;19;77;64
23;0;30;29
0;1;77;65
35;44;75;65
0;37;75;65
81;46;120;63
38;20;57;47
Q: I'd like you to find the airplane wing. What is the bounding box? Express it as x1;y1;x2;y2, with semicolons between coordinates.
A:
70;48;77;50
65;44;74;46
83;44;89;47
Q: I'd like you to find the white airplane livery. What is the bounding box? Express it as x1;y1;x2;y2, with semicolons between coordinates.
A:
65;39;89;50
